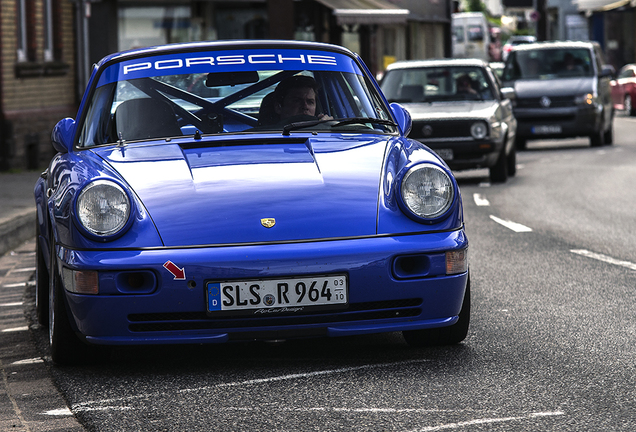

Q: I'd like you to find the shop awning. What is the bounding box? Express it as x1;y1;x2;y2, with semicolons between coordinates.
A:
315;0;410;25
575;0;632;12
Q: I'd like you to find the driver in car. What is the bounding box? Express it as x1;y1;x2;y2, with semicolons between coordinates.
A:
274;75;332;121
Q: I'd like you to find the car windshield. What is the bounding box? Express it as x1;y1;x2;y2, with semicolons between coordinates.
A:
503;48;594;80
381;66;495;103
78;48;396;147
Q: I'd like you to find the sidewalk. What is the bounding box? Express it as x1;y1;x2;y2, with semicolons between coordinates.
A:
0;170;86;430
0;171;42;257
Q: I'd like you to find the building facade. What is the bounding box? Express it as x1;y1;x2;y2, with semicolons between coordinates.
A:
0;0;77;171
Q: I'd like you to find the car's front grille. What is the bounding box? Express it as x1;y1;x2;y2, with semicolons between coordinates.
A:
409;120;473;140
128;298;423;332
516;96;575;109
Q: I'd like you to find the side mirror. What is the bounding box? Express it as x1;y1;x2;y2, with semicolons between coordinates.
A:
51;118;76;154
500;87;516;100
601;65;615;78
390;102;412;137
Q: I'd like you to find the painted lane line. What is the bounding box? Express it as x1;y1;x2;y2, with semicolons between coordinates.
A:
411;411;565;432
570;249;636;271
185;359;431;391
43;408;74;416
490;215;533;233
473;193;490;206
1;282;27;288
72;359;431;412
11;358;44;366
8;267;35;273
2;326;29;333
0;302;23;307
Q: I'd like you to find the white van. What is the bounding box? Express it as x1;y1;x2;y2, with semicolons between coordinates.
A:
452;12;491;61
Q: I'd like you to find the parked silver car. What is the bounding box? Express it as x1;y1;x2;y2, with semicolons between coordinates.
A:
381;58;517;183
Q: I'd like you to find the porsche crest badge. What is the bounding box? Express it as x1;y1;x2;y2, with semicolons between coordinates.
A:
261;218;276;228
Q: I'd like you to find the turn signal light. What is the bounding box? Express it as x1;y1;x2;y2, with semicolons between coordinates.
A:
446;249;468;275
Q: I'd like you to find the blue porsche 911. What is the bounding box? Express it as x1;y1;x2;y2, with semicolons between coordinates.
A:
34;40;470;365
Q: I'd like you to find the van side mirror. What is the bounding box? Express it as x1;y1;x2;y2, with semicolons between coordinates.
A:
601;65;615;78
390;103;412;136
51;118;76;154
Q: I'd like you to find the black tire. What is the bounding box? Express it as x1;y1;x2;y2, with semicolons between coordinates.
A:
489;147;508;183
49;238;102;365
35;229;49;327
604;120;614;145
403;276;471;347
625;94;635;116
507;145;517;177
514;136;527;150
589;122;605;147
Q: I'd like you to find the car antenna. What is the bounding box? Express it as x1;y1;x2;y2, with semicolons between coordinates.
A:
117;132;126;147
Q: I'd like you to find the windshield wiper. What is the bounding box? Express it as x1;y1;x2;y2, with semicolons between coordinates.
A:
332;117;397;128
282;119;334;136
282;117;396;136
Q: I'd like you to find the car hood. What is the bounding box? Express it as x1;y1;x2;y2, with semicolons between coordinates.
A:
400;100;500;120
509;77;595;98
92;136;387;246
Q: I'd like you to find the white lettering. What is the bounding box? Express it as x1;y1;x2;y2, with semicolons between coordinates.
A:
217;55;245;65
186;57;215;67
155;59;183;70
248;54;276;64
277;54;305;63
123;62;152;74
307;55;338;65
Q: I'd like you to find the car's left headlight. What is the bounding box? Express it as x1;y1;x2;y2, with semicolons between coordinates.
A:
76;180;131;237
574;93;594;105
400;163;455;221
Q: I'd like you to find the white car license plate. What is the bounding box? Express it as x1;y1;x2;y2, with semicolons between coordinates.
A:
532;125;562;134
435;149;454;160
207;274;348;314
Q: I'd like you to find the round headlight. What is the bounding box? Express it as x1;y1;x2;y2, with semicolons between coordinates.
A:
76;180;130;236
470;121;488;139
401;164;454;220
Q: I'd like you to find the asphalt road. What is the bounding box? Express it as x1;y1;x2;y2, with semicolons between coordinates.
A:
4;115;636;431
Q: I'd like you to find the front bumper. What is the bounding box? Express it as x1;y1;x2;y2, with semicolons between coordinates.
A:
417;138;503;171
514;104;600;140
57;230;469;345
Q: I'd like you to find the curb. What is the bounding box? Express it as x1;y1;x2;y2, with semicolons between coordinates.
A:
0;209;37;257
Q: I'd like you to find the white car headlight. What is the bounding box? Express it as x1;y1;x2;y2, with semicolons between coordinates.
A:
470;121;488;139
76;180;131;237
400;164;454;220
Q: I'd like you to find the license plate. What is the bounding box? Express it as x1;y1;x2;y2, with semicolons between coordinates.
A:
206;274;348;315
532;125;562;134
435;149;454;160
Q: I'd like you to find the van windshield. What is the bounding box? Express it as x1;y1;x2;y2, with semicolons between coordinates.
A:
504;48;594;80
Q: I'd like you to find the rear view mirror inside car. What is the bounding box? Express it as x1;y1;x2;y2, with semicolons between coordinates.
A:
206;70;260;87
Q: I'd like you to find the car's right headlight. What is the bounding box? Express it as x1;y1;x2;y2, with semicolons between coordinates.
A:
399;163;455;221
470;121;488;139
76;180;131;238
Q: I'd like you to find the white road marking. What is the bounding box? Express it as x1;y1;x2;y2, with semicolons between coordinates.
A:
1;282;27;288
73;359;431;412
11;358;44;365
570;249;636;271
411;411;565;432
43;408;74;416
2;326;29;333
8;267;35;273
0;302;23;307
184;359;430;391
489;215;533;232
473;193;490;206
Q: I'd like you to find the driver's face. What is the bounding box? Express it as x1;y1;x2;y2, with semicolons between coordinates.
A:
277;87;317;119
